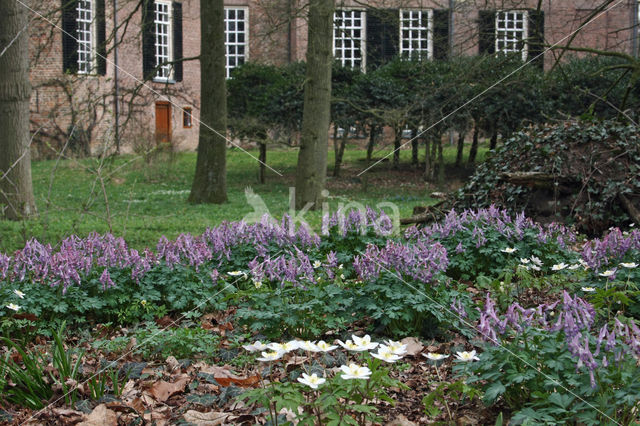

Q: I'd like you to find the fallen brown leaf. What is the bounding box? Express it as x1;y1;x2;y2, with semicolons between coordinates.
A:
385;414;417;425
129;397;145;414
184;410;233;425
78;404;118;426
197;363;260;388
150;374;190;402
52;408;84;424
166;355;180;372
400;337;424;356
155;315;174;327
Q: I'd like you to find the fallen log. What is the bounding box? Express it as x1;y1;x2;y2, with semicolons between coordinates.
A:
501;172;579;189
400;200;447;225
619;194;640;225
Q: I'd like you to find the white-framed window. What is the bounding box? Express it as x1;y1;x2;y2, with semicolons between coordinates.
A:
495;10;528;61
225;7;248;78
399;9;433;60
333;10;365;70
76;0;95;74
154;0;173;81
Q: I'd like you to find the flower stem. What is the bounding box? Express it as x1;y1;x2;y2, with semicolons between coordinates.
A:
435;364;454;422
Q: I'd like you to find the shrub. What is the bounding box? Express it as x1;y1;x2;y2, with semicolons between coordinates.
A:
457;120;640;235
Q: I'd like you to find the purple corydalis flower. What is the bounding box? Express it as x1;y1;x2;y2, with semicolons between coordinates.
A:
99;269;115;290
451;297;467;318
582;228;640;270
354;240;448;284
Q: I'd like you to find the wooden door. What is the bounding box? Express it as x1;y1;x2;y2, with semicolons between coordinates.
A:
155;102;171;145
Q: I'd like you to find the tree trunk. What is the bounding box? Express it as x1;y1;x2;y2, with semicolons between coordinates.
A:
411;132;419;168
490;129;498;150
294;0;334;210
333;132;347;177
0;1;36;220
189;0;227;204
332;125;338;175
393;128;401;169
468;123;479;165
366;125;376;163
423;136;431;182
258;142;266;184
430;134;438;180
455;131;466;167
437;136;445;187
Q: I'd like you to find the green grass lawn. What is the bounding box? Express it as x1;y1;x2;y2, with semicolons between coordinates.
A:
0;142;488;253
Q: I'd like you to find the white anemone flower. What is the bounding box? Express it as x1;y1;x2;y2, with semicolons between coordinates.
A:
242;341;269;352
13;290;25;299
384;340;407;356
423;352;449;361
256;350;285;362
228;271;248;279
581;287;596;292
298;340;318;352
268;341;300;353
530;256;543;266
337;339;361;351
351;334;379;351
599;269;616;278
313;341;338;352
501;247;517;254
520;258;530;264
253;280;263;289
455;350;480;362
339;363;371;380
620;262;638;269
371;348;402;363
568;264;581;270
313;260;322;269
552;263;568;271
6;303;20;312
297;373;325;389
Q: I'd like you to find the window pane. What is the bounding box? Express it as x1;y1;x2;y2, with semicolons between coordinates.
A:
225;8;248;78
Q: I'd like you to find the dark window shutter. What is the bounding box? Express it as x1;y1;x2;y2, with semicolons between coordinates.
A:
432;9;449;60
142;0;156;79
528;9;544;69
96;0;107;75
172;2;183;82
478;10;496;54
62;0;79;73
366;9;399;70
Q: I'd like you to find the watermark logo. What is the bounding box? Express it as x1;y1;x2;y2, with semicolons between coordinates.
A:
242;187;400;236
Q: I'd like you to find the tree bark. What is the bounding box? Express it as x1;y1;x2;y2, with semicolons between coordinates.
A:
468;123;479;165
437;135;445;187
189;0;227;204
393;127;401;169
366;125;376;163
258;142;266;184
294;0;334;210
423;136;431;182
455;131;466;167
333;131;347;177
0;0;36;220
490;129;498;150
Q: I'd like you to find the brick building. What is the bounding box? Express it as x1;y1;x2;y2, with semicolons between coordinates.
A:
27;0;640;156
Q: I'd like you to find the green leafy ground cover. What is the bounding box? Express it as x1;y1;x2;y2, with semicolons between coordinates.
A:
1;203;639;424
0;145;486;254
3;144;640;425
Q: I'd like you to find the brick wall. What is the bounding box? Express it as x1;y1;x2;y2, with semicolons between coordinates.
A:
26;0;639;156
